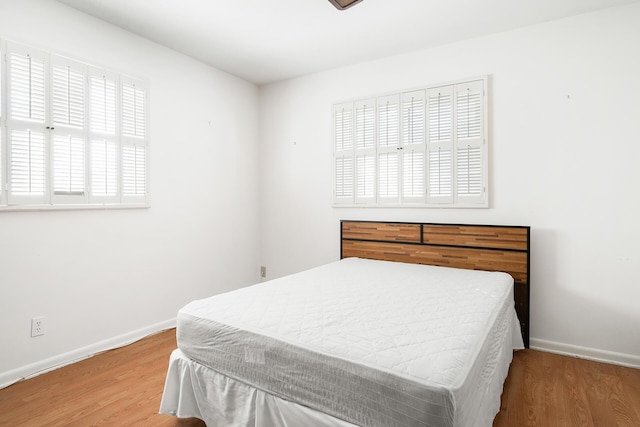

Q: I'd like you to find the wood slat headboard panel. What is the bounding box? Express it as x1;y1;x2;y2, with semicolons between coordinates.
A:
341;220;531;347
422;225;528;251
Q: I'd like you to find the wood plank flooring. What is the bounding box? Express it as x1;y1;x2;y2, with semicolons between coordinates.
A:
0;329;204;427
0;329;638;426
493;348;640;427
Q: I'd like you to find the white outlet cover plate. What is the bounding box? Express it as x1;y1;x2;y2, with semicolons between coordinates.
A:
31;317;45;337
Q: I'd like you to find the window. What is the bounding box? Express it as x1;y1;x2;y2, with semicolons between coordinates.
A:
332;77;487;207
0;39;149;209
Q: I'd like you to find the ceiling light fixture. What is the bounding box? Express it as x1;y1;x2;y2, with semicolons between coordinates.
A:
328;0;364;10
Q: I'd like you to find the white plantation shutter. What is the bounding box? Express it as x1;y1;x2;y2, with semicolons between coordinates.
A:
457;145;481;195
355;100;375;151
0;41;150;209
402;149;425;200
426;86;454;203
89;71;117;135
122;144;146;199
356;154;375;201
6;43;48;204
455;81;485;204
377;95;399;203
377;152;397;201
333;102;354;203
332;77;487;208
121;77;148;203
401;90;425;203
334;157;353;200
8;129;46;200
91;139;117;199
121;80;146;139
52;134;85;196
8;48;46;123
354;99;375;203
50;56;88;203
52;58;84;129
334;103;353;152
88;70;119;202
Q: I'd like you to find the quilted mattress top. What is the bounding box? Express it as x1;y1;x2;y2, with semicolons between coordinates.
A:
178;257;515;390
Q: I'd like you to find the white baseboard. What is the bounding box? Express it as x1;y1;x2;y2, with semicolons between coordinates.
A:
530;338;640;369
0;318;176;389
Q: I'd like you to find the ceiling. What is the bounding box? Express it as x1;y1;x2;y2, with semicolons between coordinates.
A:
55;0;638;85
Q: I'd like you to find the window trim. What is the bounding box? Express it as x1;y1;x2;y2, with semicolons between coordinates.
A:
0;38;149;211
332;76;488;208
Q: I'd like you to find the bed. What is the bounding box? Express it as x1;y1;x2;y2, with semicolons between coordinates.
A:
160;221;530;427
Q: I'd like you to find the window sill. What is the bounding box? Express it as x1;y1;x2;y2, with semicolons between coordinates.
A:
0;203;150;212
332;202;489;209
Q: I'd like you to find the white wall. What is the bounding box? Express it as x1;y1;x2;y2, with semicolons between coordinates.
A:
0;0;260;385
259;3;640;366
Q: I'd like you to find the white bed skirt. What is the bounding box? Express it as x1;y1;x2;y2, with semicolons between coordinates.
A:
160;317;519;427
160;349;357;427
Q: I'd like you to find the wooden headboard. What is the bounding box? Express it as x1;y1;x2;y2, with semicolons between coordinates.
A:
340;220;531;348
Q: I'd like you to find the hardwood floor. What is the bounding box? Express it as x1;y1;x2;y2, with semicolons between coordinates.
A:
0;329;204;427
0;329;638;426
494;349;640;427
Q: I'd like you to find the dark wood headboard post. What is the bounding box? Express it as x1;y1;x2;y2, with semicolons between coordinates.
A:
340;220;531;348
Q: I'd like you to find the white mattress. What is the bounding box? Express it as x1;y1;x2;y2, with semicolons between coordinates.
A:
166;258;523;427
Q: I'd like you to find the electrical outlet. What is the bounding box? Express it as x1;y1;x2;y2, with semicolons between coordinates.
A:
31;317;45;337
260;266;266;278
